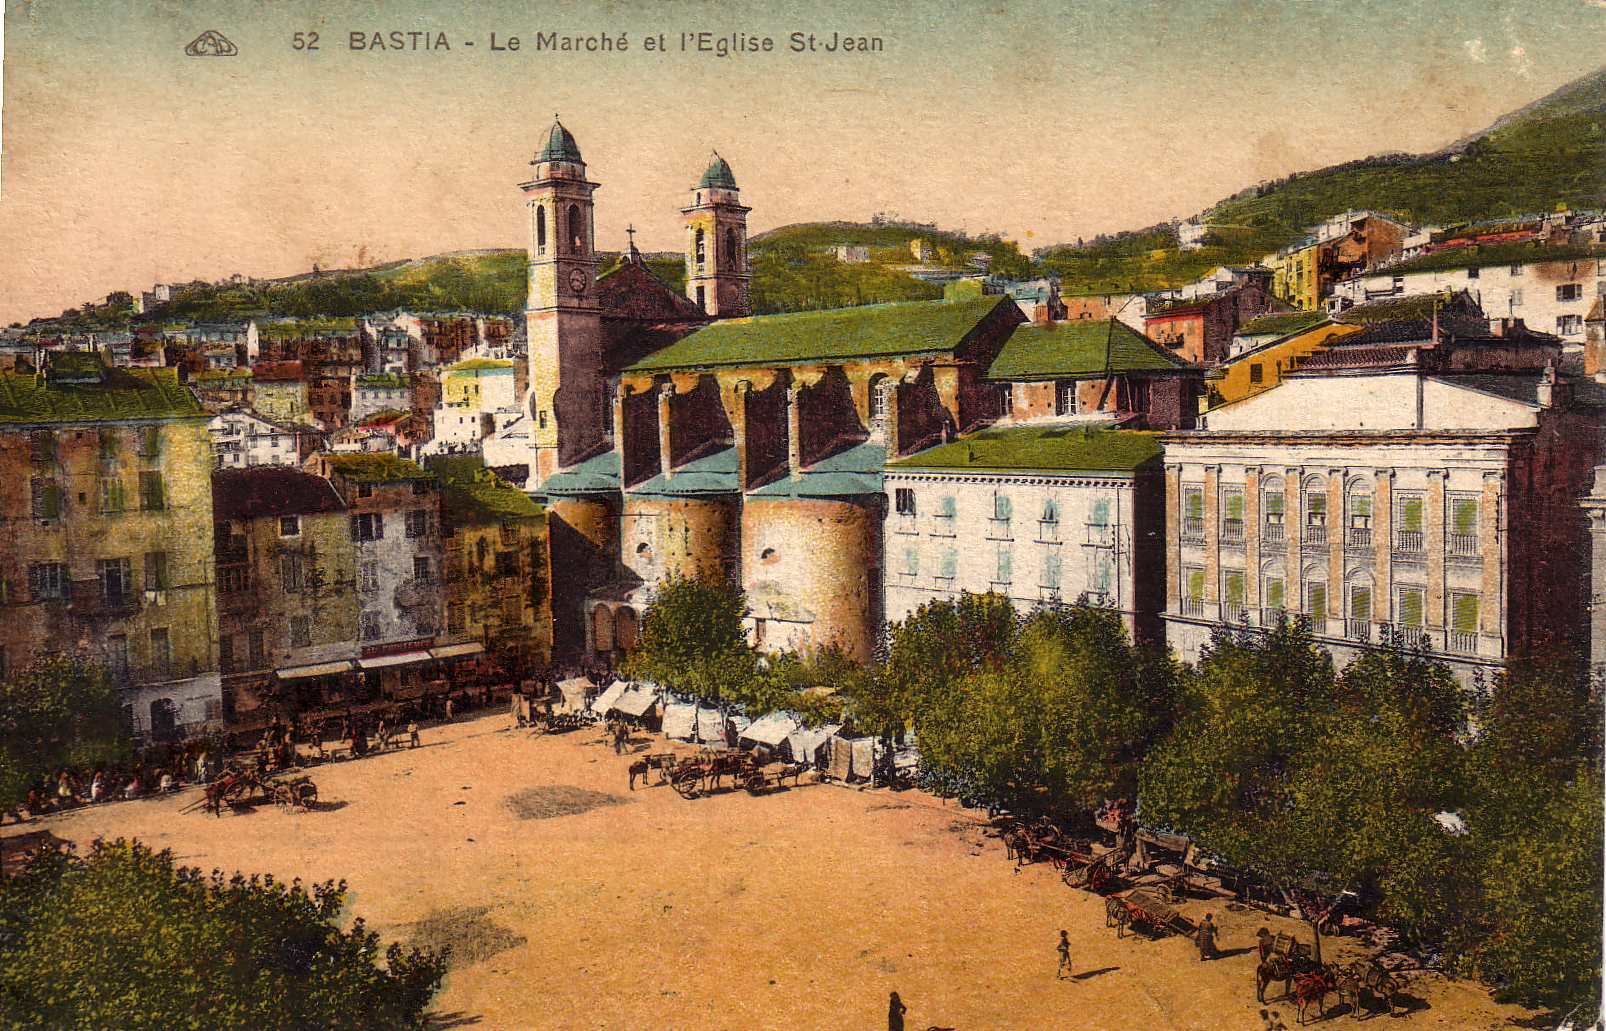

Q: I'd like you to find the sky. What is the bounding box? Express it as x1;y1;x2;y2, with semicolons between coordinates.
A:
0;0;1604;325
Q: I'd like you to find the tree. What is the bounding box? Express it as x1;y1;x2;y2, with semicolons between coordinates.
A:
624;575;755;705
0;838;445;1029
884;592;1019;730
0;655;129;812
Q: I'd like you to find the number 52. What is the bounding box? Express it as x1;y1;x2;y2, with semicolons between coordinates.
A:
292;31;320;50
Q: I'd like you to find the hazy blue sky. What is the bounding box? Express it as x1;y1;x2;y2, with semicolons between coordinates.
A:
1;0;1603;323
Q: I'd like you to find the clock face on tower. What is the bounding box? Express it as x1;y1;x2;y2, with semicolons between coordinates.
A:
568;269;587;296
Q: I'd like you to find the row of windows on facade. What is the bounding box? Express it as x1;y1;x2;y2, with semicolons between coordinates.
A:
1179;485;1483;555
26;427;164;465
216;542;522;597
895;542;1117;595
995;382;1091;416
28;472;167;519
25;553;169;602
893;488;1118;532
1457;262;1604;286
1178;569;1483;651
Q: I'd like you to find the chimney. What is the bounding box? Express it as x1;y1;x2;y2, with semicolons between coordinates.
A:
1537;361;1572;409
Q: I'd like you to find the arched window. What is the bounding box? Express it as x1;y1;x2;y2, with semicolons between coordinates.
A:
535;206;546;253
1346;480;1374;549
725;228;738;266
567;204;584;254
694;228;706;266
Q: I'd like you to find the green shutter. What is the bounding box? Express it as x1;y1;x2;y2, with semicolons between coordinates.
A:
1090;498;1110;526
996;546;1012;583
1399;588;1424;627
1307;493;1326;516
1224;571;1245;605
1186;568;1204;601
1452;498;1478;535
939;496;956;518
940;548;957;579
903;546;918;576
1400;497;1424;533
1265;577;1285;609
1350;586;1372;620
1351;495;1372;519
1224;492;1244;521
1094;553;1112;593
1307;582;1327;616
1264;492;1284;517
994;493;1012;520
1042;498;1060;523
1452;594;1480;632
1044;552;1062;588
1185;490;1203;518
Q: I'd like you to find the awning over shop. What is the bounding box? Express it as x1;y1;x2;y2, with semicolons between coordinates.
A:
430;642;485;661
589;680;631;714
557;677;592;713
662;702;726;743
358;650;433;671
613;684;660;718
785;723;840;763
740;711;801;747
278;660;355;680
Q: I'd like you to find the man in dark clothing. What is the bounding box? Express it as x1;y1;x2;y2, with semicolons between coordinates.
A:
1056;929;1073;979
887;991;907;1031
1196;912;1218;960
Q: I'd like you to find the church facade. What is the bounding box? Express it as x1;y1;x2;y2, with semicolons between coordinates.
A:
519;120;1022;663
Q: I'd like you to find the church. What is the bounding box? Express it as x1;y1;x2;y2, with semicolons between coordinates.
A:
518;119;1024;663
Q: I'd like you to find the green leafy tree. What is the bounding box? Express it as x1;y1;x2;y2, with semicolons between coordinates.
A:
624;575;755;706
0;655;129;812
884;592;1020;729
0;838;445;1029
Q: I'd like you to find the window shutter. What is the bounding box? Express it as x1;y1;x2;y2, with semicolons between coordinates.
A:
1042;498;1059;523
1090;498;1109;526
1265;578;1285;609
1452;498;1478;535
1224;492;1244;521
1350;495;1372;519
939;496;956;518
1265;492;1284;518
1400;497;1424;532
1350;586;1371;620
996;547;1012;582
1399;589;1424;627
903;546;918;576
940;548;957;579
1452;594;1480;632
1185;490;1203;519
1307;582;1327;616
1224;571;1245;606
1187;569;1204;601
1044;552;1061;588
994;493;1012;520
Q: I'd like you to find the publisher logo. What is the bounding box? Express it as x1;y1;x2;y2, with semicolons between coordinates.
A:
185;31;238;57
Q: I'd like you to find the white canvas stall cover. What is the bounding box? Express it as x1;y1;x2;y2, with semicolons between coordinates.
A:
785;723;840;764
661;702;696;740
739;711;799;747
827;737;854;780
589;680;631;715
693;707;726;744
850;737;877;778
613;684;660;718
556;677;591;714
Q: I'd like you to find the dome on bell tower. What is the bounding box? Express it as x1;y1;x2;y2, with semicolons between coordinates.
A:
697;152;738;190
536;117;583;164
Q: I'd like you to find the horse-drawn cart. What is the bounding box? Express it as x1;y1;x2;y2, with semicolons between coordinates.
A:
1105;888;1194;938
669;750;756;799
269;775;319;811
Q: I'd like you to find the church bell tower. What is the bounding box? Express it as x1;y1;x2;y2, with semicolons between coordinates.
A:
683;152;751;318
522;117;605;482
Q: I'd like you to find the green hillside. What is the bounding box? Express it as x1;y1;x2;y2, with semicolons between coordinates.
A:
1040;65;1606;294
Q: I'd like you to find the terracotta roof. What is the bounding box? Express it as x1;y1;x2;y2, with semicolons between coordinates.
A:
597;258;709;323
213;467;346;521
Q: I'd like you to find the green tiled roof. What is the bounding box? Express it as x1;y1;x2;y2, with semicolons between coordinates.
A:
193;367;253;382
541;449;621;497
1237;311;1330;337
258;317;358;340
356;373;409;389
888;426;1162;475
537;119;582;163
0;368;206;425
1334;291;1470;325
625;296;1014;373
628;447;740;497
427;455;544;524
325;453;432;483
747;442;886;499
986;319;1191;381
697;153;738;190
448;357;515;372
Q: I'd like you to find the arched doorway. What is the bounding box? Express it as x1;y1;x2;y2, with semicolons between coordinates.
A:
615;606;639;652
593;604;615;654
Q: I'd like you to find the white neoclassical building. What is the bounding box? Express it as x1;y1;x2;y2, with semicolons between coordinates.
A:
882;426;1167;644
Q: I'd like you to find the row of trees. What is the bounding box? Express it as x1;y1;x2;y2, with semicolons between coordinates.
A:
629;579;1602;1016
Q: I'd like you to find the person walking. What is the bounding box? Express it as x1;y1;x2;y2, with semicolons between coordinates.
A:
1196;912;1218;961
1056;929;1073;979
408;719;421;749
887;991;907;1031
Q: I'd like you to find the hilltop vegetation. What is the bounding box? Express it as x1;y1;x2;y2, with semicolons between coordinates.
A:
1040;65;1606;293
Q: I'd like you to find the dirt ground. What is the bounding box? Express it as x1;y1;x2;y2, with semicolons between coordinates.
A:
5;714;1535;1030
